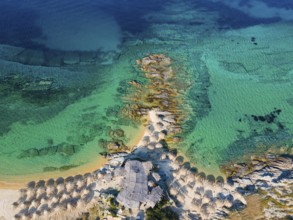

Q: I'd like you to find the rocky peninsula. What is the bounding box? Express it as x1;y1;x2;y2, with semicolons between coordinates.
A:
3;55;293;220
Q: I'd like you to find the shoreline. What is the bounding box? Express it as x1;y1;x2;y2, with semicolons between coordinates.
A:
0;156;107;189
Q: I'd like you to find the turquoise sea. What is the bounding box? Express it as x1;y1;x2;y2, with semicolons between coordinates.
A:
0;0;292;180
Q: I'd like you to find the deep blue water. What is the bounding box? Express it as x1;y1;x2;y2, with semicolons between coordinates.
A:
0;0;292;50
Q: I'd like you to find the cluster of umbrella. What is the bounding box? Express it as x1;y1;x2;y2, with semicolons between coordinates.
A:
168;154;246;220
12;173;97;220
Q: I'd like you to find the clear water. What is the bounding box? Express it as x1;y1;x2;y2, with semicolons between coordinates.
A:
0;0;292;179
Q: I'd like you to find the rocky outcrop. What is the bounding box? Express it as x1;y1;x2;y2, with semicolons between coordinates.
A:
225;155;293;219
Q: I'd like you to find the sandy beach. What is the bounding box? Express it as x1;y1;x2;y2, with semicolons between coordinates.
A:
0;189;19;220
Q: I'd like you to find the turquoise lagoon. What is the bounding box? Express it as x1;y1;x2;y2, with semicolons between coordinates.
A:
0;0;292;179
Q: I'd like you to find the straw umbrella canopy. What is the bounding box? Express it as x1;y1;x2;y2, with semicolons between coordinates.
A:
13;214;21;220
223;199;233;208
19;189;27;197
36;187;46;198
28;206;37;214
27;181;36;190
36;180;45;188
46;185;56;196
31;212;40;220
76;179;85;189
81;188;89;197
46;178;55;187
51;196;59;204
202;196;211;204
67;202;74;211
18;202;27;210
30;200;40;209
26;188;36;200
170;187;178;196
12;202;19;210
65;181;75;192
40;197;48;206
56;177;64;185
76;198;85;206
72;190;80;198
61;193;70;201
42;209;51;219
56;183;65;194
207;204;216;215
176;193;185;203
175;156;184;165
194;192;202;200
84;173;93;184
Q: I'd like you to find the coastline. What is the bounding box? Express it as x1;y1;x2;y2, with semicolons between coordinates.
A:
0;156;107;189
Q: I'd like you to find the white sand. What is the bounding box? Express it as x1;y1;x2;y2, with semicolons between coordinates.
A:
0;190;18;220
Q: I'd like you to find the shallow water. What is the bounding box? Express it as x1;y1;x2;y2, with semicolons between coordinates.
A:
0;0;292;179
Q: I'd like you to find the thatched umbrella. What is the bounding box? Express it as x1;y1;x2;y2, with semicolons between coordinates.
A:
12;202;19;209
66;202;74;211
81;188;89;197
175;156;184;165
19;189;27;197
31;212;39;220
171;163;180;170
72;190;80;198
197;172;206;182
84;173;93;184
155;122;164;131
178;178;185;187
56;183;65;194
170;187;178;196
42;209;51;218
216;176;225;186
46;178;55;187
194;192;202;200
36;187;46;198
18;202;27;210
207;204;216;215
202;196;210;204
40;197;47;206
20;214;28;220
187;173;196;184
179;168;186;177
31;200;40;209
176;193;185;203
143;135;150;143
36;180;45;188
13;214;21;220
76;198;85;207
46;185;56;195
223;199;233;208
65;181;75;192
27;181;36;190
147;124;155;133
76;179;85;189
51;196;59;204
65;176;74;183
56;177;64;185
234;192;246;205
215;199;224;209
26;188;36;201
28;206;37;214
61;193;70;201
